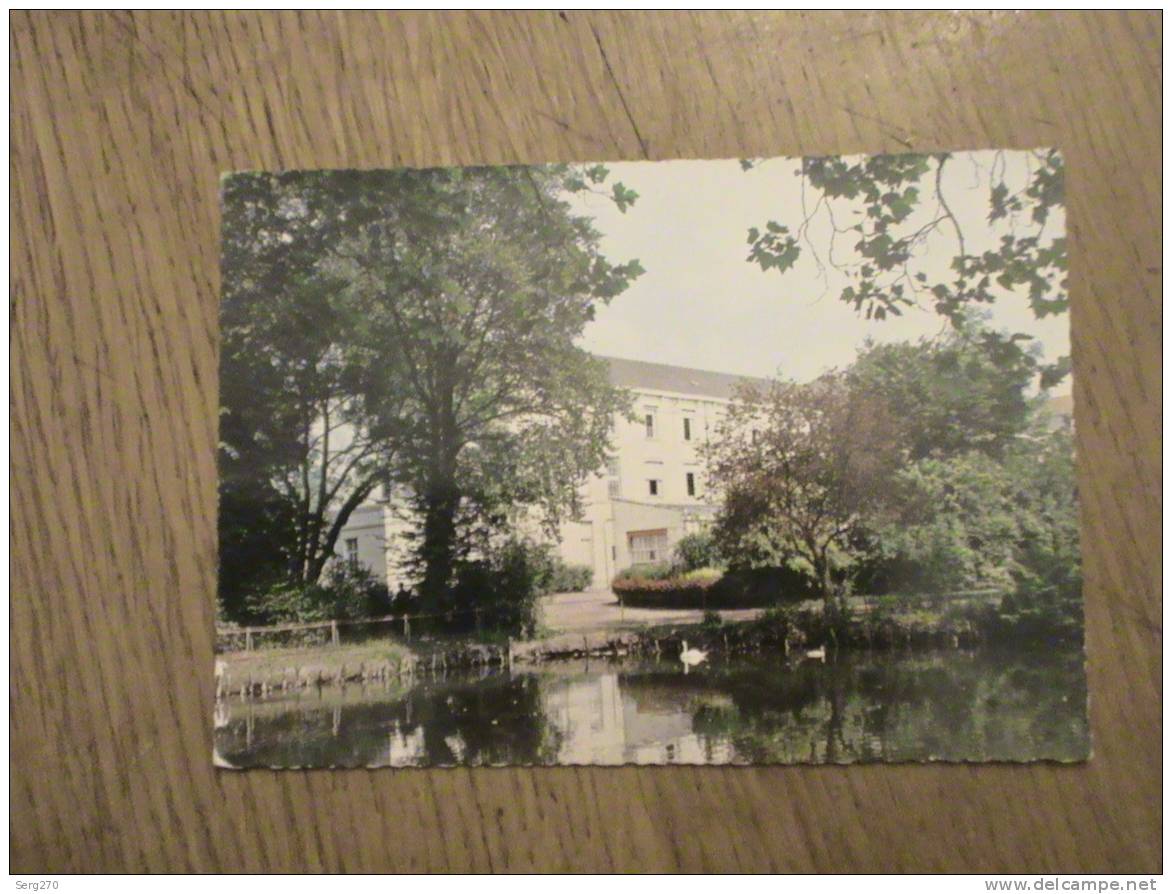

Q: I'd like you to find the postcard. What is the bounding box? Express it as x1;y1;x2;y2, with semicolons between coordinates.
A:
215;150;1086;767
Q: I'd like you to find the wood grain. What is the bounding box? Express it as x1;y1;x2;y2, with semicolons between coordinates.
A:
10;11;1161;873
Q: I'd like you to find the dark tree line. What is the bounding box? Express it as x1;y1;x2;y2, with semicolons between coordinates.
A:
704;326;1079;614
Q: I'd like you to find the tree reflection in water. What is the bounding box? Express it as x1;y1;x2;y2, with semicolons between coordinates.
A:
685;648;1088;763
215;645;1087;767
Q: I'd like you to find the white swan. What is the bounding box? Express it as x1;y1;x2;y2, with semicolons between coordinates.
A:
679;640;708;666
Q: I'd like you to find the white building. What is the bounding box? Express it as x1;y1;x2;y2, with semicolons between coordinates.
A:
336;355;769;591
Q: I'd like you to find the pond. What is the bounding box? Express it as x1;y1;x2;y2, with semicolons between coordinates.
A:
214;644;1089;767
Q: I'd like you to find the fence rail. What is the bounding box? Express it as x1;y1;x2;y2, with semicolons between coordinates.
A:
216;586;1031;652
215;606;488;652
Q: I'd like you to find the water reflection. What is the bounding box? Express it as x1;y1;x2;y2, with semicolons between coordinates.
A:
215;646;1088;767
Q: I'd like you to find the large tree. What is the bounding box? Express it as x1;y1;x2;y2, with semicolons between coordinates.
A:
704;373;903;605
220;170;499;614
220;166;641;617
340;165;642;608
847;321;1041;462
742;149;1069;388
220;173;403;615
870;423;1080;604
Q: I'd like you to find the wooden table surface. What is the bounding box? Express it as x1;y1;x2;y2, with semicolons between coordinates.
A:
10;11;1161;873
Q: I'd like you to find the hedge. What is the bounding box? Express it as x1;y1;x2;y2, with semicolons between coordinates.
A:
545;561;593;594
613;573;717;609
612;565;819;609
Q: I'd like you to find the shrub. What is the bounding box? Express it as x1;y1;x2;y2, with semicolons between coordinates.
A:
680;566;723;583
244;562;390;626
323;562;393;619
243;580;329;626
388;583;418;615
708;565;820;607
612;571;719;608
487;539;547;637
754;605;799;644
613;562;813;610
613;562;675;583
466;540;593;597
701;609;724;631
673;531;723;572
423;539;594;638
448;538;553;638
545;559;594;593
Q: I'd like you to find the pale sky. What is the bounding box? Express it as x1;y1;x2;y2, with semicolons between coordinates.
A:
567;151;1070;384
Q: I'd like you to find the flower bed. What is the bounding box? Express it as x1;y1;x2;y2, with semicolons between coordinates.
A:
612;572;722;608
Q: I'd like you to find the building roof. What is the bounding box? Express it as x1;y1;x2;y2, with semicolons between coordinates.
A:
600;355;772;400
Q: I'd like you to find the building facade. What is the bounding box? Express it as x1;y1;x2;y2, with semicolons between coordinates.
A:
336;355;769;591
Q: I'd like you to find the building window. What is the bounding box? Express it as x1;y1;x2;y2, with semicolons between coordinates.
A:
345;537;359;570
606;457;621;499
683;417;692;441
644;408;657;439
648;479;660;497
629;529;669;565
686;472;696;497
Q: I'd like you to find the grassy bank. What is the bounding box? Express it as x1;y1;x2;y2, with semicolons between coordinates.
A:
216;593;1079;696
216;635;512;696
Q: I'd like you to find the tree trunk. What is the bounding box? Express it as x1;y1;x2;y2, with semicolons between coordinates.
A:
418;472;461;610
811;547;834;608
418;373;462;612
304;474;381;584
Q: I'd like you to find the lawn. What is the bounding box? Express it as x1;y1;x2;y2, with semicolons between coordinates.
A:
217;639;416;692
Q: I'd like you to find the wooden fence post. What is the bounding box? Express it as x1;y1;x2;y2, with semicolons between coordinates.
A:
245;629;253;652
331;620;339;648
403;615;411;641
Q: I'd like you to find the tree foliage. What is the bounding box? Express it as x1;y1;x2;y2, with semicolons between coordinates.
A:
219;165;641;621
673;530;724;573
872;452;1026;594
847;322;1040;461
243;562;390;626
706;333;1079;616
870;425;1080;604
335;165;642;608
743;150;1069;387
704;372;904;604
219;172;428;617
